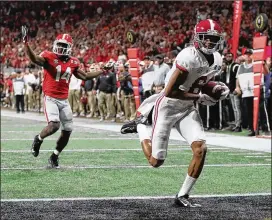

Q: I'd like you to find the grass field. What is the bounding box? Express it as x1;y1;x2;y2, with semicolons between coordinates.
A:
1;115;271;220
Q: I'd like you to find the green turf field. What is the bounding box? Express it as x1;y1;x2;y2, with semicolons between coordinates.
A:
1;116;271;200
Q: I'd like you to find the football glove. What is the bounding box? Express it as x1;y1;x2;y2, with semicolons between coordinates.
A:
217;82;230;100
197;94;217;106
21;26;28;44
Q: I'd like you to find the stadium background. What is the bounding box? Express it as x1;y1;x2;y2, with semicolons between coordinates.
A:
1;1;271;135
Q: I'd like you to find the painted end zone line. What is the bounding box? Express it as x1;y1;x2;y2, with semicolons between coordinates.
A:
1;163;271;170
1;193;271;202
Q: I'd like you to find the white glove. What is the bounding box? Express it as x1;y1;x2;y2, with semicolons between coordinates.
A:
21;26;28;44
197;94;217;106
217;82;230;100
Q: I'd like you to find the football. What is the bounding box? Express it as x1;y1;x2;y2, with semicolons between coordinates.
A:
201;81;226;100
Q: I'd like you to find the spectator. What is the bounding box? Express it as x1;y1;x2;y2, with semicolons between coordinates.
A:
94;63;117;121
236;49;255;136
85;76;97;118
152;54;170;94
225;52;241;131
23;69;36;111
118;64;136;122
12;70;25;113
260;57;272;134
32;70;41;111
68;74;83;117
140;60;155;101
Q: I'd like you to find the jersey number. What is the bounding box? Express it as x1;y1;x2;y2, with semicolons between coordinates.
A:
55;65;71;83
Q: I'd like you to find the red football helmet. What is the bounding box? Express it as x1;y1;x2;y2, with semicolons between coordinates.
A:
53;34;73;56
193;19;224;54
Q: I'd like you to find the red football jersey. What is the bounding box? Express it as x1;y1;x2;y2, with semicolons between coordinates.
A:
40;51;80;99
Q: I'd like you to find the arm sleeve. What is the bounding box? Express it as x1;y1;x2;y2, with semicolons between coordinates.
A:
175;48;194;74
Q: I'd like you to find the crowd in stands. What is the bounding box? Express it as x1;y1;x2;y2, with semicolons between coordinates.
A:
1;1;271;136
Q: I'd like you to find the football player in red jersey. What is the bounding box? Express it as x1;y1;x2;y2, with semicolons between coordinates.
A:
121;20;229;207
22;26;102;168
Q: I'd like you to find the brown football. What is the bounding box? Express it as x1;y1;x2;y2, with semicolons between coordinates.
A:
201;81;225;100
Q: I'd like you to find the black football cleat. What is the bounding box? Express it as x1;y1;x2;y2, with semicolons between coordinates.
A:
121;120;137;134
31;135;43;157
120;115;149;134
174;194;201;207
48;154;60;169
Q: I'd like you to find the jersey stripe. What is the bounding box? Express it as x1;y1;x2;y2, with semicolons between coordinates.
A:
209;19;215;31
151;94;165;141
176;62;188;72
44;96;49;123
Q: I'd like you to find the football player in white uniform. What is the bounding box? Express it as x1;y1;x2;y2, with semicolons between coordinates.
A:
121;19;229;207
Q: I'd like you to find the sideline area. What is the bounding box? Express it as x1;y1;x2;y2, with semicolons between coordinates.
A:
1;109;271;153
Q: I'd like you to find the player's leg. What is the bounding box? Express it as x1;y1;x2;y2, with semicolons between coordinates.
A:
48;99;73;168
175;109;206;207
31;96;60;157
140;95;175;167
120;93;160;134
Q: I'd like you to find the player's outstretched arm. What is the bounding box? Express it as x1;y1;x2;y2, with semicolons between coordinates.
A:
25;44;46;66
74;68;103;81
22;26;45;66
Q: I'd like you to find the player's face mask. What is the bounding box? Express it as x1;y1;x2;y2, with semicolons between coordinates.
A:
53;41;72;56
196;34;223;54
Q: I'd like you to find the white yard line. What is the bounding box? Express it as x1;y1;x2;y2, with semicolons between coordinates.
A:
228;153;266;155
1;147;231;153
1;163;271;171
1;193;271;202
1;137;139;140
244;156;271;158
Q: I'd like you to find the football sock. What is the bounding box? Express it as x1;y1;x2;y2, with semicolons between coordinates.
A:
137;124;150;142
177;174;197;197
38;134;43;141
53;150;60;156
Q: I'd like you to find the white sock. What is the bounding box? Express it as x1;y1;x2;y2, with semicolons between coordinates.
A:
137;124;150;142
54;150;60;156
38;134;43;141
177;174;197;197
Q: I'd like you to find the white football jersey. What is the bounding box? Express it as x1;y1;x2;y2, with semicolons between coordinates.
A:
165;46;222;93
